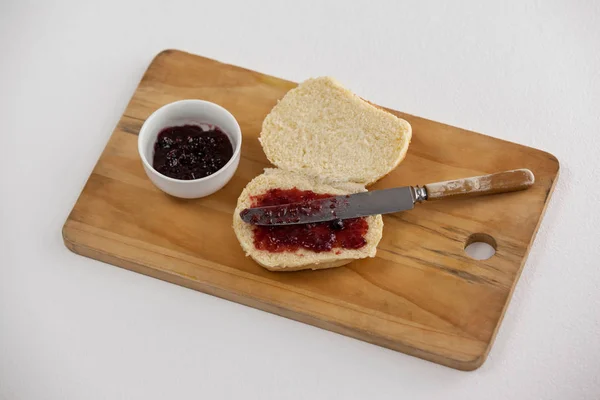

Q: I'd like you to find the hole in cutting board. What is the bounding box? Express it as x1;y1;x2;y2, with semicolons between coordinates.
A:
465;233;497;260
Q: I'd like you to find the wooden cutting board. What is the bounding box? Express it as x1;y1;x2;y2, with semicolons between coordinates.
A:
63;50;559;370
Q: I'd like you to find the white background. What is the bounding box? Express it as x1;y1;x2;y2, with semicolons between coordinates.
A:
1;1;599;399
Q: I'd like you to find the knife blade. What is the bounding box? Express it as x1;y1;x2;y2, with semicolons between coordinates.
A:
239;169;535;226
240;187;419;226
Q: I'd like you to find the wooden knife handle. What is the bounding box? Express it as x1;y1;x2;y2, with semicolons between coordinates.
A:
424;169;535;201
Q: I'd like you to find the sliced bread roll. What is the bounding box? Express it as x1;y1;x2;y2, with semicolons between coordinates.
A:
233;169;383;271
260;76;412;185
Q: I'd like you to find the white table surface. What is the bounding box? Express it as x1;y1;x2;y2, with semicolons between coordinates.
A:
2;1;599;399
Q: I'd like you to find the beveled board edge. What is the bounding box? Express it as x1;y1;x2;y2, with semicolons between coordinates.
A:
62;49;560;371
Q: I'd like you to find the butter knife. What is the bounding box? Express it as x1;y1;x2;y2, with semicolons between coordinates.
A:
240;169;535;226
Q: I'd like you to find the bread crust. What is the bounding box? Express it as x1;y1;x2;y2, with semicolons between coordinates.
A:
234;77;411;271
260;77;412;185
257;259;353;272
232;169;383;271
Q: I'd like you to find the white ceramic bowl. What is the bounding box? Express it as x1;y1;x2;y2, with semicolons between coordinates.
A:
138;100;241;199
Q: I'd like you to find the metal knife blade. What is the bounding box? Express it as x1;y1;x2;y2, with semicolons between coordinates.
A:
240;187;417;226
239;169;536;226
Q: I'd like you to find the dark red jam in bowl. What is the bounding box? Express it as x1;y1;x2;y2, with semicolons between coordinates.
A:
153;124;233;180
250;188;369;253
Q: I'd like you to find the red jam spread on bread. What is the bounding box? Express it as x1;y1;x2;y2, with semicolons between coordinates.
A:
153;125;233;180
250;188;368;253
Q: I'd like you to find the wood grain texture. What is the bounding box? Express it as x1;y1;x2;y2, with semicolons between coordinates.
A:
62;49;559;370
